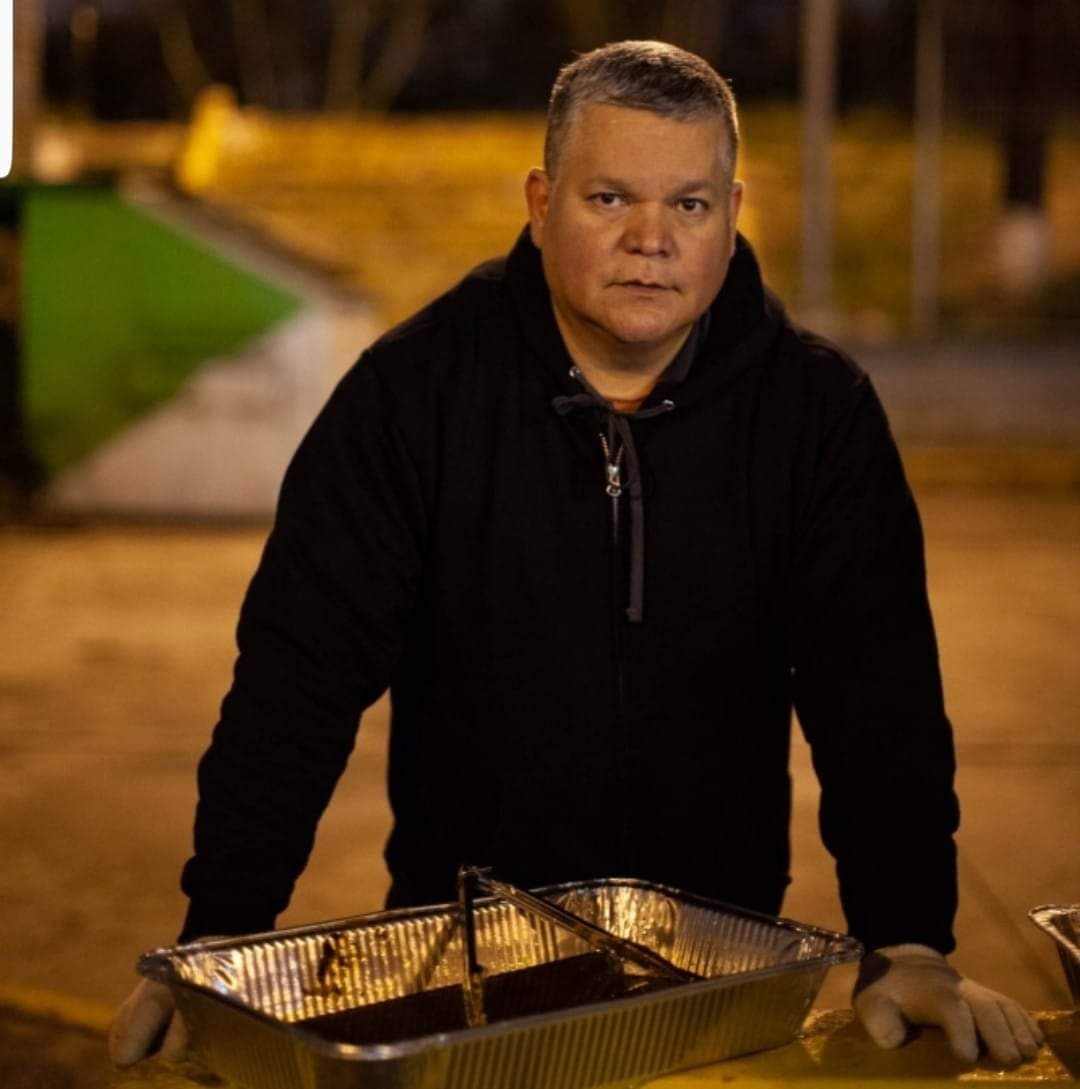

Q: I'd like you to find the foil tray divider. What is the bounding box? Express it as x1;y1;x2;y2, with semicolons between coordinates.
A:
461;866;698;985
457;865;487;1027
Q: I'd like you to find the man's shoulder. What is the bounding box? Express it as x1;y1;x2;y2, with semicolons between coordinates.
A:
314;252;513;425
777;309;868;388
763;300;873;408
328;252;517;415
369;254;512;362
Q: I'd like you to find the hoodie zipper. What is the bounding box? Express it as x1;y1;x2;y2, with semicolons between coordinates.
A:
599;432;623;548
599;432;628;733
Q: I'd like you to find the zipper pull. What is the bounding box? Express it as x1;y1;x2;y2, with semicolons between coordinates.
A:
599;431;624;500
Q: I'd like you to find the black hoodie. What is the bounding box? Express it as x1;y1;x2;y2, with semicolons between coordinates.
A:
180;230;959;954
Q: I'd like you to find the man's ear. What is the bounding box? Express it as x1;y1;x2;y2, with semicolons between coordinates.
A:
525;168;551;248
727;180;744;255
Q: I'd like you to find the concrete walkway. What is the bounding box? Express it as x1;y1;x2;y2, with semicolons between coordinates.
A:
859;340;1080;489
860;340;1080;448
0;990;112;1089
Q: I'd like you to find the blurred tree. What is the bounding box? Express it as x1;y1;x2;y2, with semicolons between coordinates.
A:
139;0;213;112
230;0;279;108
995;0;1049;295
323;0;431;112
325;0;369;111
838;0;914;112
554;0;729;57
659;0;730;58
361;0;430;111
259;0;320;110
555;0;606;53
68;2;99;118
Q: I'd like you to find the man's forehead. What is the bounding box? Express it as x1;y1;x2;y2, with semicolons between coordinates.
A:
558;103;730;175
566;101;725;135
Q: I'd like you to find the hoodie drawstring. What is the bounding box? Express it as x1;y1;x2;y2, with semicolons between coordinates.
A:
551;369;675;624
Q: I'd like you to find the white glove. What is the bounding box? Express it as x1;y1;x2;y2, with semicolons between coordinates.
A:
853;943;1043;1066
108;978;188;1067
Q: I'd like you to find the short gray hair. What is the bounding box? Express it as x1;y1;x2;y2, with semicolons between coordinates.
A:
544;41;739;183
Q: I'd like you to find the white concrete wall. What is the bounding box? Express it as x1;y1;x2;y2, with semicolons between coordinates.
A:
48;301;379;517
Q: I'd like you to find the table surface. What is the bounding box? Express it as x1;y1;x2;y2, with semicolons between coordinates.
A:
110;1009;1080;1087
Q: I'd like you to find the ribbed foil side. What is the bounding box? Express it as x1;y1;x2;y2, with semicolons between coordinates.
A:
172;911;468;1021
548;884;829;978
176;987;305;1089
440;969;820;1089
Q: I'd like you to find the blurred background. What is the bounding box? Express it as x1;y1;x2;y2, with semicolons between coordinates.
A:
1;0;1079;1061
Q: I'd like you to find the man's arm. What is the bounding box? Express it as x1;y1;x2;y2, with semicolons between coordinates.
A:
789;371;958;953
787;367;1040;1065
112;358;427;1067
179;357;427;940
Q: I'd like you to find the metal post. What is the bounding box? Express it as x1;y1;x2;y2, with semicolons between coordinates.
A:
912;0;944;336
13;0;42;177
800;0;838;328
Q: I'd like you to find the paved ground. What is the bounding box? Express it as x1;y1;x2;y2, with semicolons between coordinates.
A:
0;1002;112;1089
1;487;1078;1081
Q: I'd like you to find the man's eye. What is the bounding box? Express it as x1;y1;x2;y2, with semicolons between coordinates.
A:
592;192;623;207
678;198;708;213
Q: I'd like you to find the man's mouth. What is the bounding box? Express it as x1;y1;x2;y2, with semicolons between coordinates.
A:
615;279;674;292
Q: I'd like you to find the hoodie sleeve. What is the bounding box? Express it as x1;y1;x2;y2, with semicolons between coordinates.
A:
178;358;426;942
788;365;959;955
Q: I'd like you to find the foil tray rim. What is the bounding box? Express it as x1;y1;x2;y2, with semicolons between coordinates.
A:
1029;904;1080;921
139;876;865;1062
1028;904;1080;950
145;875;863;961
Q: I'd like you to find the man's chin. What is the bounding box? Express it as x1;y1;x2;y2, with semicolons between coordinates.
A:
602;317;690;351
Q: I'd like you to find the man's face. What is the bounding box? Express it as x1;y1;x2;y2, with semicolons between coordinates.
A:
526;103;742;365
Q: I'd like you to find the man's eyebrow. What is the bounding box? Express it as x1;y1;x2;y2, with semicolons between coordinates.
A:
579;175;720;197
581;175;633;191
672;179;720;196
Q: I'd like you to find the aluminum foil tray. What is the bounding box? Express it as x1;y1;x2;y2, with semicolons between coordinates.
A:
139;878;862;1089
1030;904;1080;1006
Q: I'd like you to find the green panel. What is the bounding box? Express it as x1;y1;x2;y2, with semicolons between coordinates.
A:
23;186;302;475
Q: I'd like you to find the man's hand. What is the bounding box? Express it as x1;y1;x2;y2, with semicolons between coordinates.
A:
853;943;1044;1066
108;978;187;1067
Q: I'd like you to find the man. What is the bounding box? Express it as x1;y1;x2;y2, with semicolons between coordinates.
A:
111;41;1041;1069
0;202;43;519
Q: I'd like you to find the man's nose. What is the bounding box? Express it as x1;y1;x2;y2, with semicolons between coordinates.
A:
622;203;673;257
